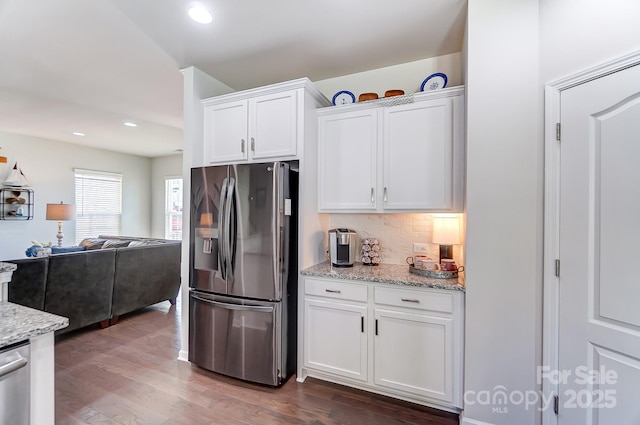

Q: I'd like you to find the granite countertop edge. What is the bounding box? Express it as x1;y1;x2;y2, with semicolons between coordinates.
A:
301;261;465;292
0;302;69;348
0;261;17;273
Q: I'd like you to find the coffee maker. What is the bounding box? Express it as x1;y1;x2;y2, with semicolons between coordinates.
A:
328;228;358;267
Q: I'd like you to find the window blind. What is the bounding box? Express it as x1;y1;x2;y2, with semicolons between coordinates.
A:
74;169;122;243
164;177;183;240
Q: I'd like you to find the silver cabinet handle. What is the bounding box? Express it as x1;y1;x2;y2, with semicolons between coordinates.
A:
401;298;420;303
384;187;388;203
0;356;28;378
241;139;245;153
251;137;255;152
325;289;341;294
371;188;375;203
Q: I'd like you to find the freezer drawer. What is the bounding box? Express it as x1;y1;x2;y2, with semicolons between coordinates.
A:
188;291;284;386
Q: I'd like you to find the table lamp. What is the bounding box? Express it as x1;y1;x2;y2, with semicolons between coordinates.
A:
46;202;75;246
432;216;461;262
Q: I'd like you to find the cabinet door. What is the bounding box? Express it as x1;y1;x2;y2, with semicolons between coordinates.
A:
383;98;455;210
249;90;298;160
318;110;378;211
204;100;248;164
304;299;368;381
374;308;454;404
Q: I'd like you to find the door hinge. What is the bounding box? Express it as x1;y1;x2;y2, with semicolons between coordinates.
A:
555;259;560;277
556;123;561;141
554;394;559;415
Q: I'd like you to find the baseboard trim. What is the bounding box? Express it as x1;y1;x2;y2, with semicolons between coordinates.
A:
177;349;189;362
460;415;496;425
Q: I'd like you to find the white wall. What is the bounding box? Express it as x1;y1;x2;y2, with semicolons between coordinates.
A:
540;0;640;83
463;1;542;424
150;154;182;239
314;52;463;102
0;132;151;259
461;3;640;425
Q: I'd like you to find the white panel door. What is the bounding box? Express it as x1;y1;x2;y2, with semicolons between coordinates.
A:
374;308;453;403
204;100;248;164
559;63;640;424
383;98;453;210
249;90;298;160
318;110;378;211
304;299;367;381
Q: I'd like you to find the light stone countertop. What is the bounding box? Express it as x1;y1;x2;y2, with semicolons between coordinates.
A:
0;302;69;348
0;262;17;272
301;261;465;292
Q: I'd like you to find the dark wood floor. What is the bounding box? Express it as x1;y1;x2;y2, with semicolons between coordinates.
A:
54;300;459;425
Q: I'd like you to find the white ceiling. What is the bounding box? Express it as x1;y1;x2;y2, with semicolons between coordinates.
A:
0;0;467;158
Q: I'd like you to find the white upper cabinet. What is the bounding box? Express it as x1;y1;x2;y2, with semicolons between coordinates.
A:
204;100;248;163
249;90;298;160
202;79;328;165
318;87;465;212
318;109;378;210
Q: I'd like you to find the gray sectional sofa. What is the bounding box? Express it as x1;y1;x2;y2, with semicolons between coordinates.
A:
6;236;181;334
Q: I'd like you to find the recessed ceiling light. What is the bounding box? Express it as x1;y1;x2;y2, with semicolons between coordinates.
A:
188;6;213;24
72;132;85;137
123;122;137;127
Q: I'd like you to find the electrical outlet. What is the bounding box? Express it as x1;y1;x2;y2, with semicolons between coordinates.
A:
413;243;430;253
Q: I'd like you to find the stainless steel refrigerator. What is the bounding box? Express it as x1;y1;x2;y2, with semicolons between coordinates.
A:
188;161;298;386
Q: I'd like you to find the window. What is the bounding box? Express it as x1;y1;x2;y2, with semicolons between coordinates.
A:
165;177;183;240
74;169;123;243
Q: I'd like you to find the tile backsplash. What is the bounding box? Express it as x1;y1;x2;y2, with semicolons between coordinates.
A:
328;213;463;266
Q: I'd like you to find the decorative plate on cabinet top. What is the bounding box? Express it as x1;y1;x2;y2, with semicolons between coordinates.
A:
332;90;356;106
420;73;448;91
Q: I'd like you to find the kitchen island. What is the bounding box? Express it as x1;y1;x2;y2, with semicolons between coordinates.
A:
1;262;69;425
299;261;464;412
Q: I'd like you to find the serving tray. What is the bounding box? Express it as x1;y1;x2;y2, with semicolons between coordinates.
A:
409;265;459;279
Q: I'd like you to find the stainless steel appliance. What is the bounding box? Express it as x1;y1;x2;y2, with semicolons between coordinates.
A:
0;341;30;425
189;162;297;386
328;228;358;267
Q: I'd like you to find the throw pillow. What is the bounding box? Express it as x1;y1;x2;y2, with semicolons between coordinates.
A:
78;238;107;250
102;239;131;249
127;240;150;247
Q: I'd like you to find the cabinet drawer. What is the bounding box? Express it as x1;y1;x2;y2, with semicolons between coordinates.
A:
374;286;453;313
305;278;368;302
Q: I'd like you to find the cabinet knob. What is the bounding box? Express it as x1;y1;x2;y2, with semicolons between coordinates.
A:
371;188;375;204
383;187;388;203
241;139;246;153
251;137;255;152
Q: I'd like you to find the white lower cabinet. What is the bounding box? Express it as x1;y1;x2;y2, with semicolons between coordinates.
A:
304;299;367;381
374;309;453;403
301;276;464;411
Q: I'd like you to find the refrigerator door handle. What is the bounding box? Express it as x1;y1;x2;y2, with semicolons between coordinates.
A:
272;165;280;296
191;294;275;313
224;177;236;283
218;177;229;281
